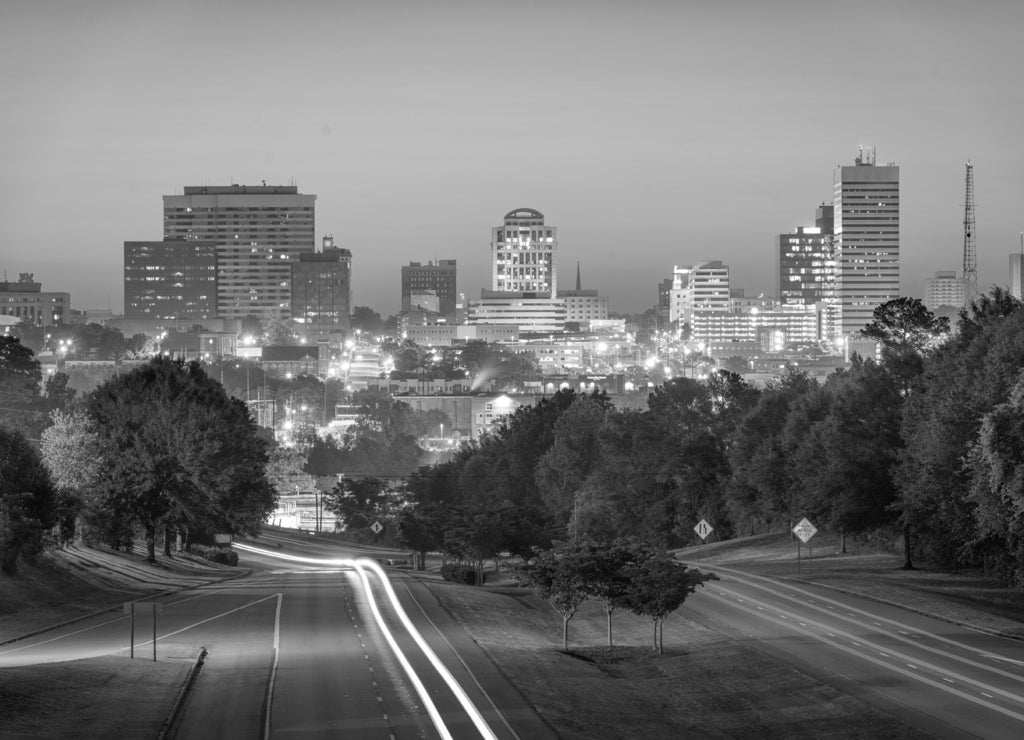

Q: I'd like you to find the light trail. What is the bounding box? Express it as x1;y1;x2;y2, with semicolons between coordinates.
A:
233;542;498;740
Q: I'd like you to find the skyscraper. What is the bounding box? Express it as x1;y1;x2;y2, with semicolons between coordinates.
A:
163;184;316;321
291;236;352;340
923;270;966;311
834;153;900;337
401;260;457;315
123;239;217;320
491;208;557;294
775;203;838;345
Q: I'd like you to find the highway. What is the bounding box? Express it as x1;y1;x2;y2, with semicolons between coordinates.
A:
680;562;1024;740
0;532;555;739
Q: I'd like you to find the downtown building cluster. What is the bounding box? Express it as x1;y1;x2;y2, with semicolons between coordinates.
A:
8;152;1022;397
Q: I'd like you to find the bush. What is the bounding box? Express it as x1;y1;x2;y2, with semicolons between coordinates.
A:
441;563;482;585
189;544;239;566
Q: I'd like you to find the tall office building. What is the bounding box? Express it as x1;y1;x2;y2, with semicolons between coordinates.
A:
291;236;352;340
401;260;457;315
923;270;966;311
1011;240;1024;300
834;153;900;336
491;208;557;294
669;261;730;324
123;239;217;320
163;184;316;321
775;204;839;346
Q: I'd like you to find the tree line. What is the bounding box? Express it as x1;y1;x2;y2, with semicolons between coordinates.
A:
394;292;1024;588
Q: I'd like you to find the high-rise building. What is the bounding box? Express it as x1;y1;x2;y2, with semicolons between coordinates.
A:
123;239;217;320
834;153;900;337
291;236;352;339
775;204;839;346
401;260;457;315
491;208;557;294
1011;238;1024;300
923;270;966;311
669;260;730;324
163;184;316;321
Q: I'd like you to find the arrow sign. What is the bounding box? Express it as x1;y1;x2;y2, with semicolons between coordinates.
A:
694;519;713;541
370;520;383;535
792;517;818;544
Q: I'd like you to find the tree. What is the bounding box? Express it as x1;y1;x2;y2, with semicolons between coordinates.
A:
621;555;716;653
516;543;590;650
0;427;56;574
351;306;385;335
861;297;949;392
577;539;652;647
87;357;275;562
39;409;104;545
324;476;391;531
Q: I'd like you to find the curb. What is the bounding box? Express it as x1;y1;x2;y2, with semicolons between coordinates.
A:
159;645;208;740
0;569;252;647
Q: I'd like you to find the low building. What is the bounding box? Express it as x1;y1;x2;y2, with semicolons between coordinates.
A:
0;274;69;328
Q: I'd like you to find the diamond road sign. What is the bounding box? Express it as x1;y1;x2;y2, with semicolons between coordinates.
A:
694;519;713;541
792;517;818;543
370;520;383;535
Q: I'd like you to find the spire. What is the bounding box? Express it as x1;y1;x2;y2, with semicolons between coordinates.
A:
575;261;582;291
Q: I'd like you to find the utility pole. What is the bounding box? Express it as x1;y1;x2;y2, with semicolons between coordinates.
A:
962;161;977;301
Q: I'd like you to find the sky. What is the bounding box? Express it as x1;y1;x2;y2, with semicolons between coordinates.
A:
2;0;1023;317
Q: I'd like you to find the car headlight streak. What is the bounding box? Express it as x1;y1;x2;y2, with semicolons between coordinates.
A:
232;543;497;740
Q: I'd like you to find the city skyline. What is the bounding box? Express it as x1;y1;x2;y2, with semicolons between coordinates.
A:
2;0;1023;317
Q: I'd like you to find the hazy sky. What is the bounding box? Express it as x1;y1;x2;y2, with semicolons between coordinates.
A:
2;0;1022;316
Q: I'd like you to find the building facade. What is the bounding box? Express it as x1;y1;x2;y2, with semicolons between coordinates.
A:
401;260;457;315
834;154;900;337
467;292;566;334
0;275;69;328
491;208;557;294
123;239;217;320
1011;253;1024;300
923;270;966;311
163;184;316;321
669;261;730;324
291;236;352;339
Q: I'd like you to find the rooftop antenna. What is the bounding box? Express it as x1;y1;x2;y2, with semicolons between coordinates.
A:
962;161;977;300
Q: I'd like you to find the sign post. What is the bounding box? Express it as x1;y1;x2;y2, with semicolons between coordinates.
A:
693;519;713;562
791;518;818;574
124;601;163;661
370;520;383;543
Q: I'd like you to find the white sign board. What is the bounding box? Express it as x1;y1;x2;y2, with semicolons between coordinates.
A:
370;520;383;534
792;517;818;544
694;519;713;541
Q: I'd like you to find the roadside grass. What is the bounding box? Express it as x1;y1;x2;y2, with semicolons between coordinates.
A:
0;655;191;739
421;574;930;739
677;531;1024;638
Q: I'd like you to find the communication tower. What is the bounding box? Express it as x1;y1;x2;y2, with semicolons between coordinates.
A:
962;161;977;298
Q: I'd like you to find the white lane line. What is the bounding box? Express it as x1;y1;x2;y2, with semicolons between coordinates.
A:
398;578;520;740
705;570;1024;686
234;543;498;740
706;591;1024;722
944;678;955;684
262;593;283;740
351;563;454;740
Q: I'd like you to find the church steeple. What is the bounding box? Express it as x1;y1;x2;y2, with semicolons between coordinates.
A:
575;261;582;291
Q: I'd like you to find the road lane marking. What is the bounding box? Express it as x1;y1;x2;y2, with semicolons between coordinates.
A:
233;543;498;740
397;578;521;740
261;593;283;740
694;566;1024;686
704;597;1024;724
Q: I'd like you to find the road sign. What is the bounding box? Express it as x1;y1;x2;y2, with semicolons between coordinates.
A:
694;519;713;541
370;520;383;535
792;517;818;543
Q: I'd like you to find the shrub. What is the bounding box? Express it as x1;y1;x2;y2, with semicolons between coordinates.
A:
189;544;239;566
441;563;481;585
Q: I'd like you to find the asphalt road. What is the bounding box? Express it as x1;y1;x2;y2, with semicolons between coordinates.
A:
679;562;1024;740
0;533;555;740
